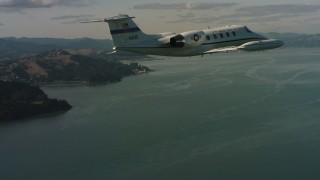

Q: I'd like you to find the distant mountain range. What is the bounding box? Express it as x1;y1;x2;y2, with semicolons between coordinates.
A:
0;33;319;59
265;32;320;47
0;37;113;60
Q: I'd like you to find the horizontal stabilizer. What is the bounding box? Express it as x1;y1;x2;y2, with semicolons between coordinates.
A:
81;19;105;23
81;15;135;23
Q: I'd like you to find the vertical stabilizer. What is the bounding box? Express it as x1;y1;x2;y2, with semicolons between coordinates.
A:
104;14;149;47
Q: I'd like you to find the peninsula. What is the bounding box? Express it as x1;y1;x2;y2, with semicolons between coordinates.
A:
0;49;152;121
0;81;72;121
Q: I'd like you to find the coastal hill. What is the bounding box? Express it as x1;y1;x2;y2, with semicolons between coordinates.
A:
0;49;151;84
0;81;72;121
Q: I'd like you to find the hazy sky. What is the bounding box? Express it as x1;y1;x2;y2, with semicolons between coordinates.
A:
0;0;320;39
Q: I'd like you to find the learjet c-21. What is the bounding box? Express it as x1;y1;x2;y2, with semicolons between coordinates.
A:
82;14;284;56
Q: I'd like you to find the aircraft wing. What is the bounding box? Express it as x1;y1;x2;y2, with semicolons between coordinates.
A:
203;39;284;55
203;46;239;54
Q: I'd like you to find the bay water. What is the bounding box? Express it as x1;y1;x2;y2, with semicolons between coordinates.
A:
1;48;320;179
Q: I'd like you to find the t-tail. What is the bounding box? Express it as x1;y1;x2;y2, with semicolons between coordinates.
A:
82;14;150;48
105;14;150;47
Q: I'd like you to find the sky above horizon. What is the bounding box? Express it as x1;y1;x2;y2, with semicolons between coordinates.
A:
0;0;320;39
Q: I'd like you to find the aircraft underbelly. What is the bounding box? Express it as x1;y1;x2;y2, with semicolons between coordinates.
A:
117;47;202;57
117;38;270;56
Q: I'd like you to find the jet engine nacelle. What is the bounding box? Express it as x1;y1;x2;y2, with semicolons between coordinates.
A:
239;39;284;51
167;30;206;48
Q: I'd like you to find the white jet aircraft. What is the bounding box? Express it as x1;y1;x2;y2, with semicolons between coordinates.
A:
82;14;284;57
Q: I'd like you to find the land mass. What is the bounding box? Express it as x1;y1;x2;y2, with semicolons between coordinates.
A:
0;49;152;121
0;49;152;84
0;81;72;121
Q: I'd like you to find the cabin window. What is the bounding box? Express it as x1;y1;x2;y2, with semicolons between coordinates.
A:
232;31;236;36
226;32;230;37
213;34;217;39
220;33;224;38
206;35;211;40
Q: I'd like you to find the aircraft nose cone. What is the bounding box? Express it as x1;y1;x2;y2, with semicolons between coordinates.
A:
278;40;284;46
272;39;284;47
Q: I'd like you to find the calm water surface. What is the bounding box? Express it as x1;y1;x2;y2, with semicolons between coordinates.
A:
1;48;320;180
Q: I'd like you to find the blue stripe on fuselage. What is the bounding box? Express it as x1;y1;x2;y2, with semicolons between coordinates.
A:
110;27;141;35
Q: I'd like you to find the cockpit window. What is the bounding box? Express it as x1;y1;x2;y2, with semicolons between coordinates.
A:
244;26;253;33
206;35;211;40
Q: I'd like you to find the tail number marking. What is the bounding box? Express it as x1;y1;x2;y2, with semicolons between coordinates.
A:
129;35;139;40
